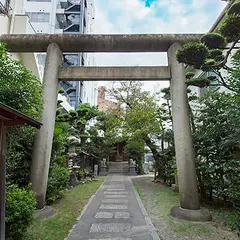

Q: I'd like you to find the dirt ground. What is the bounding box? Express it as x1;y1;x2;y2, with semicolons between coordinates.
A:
132;176;239;240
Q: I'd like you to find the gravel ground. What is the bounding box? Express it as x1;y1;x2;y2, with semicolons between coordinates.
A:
132;176;239;240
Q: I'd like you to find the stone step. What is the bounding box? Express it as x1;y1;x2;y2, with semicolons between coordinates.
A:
109;166;129;169
109;170;128;172
109;170;129;173
108;161;129;174
109;164;128;167
109;165;129;168
109;162;128;164
109;167;128;169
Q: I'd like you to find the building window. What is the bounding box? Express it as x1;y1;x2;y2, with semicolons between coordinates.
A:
26;12;50;22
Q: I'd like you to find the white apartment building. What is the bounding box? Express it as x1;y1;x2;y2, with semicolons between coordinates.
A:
23;0;98;108
0;0;73;112
0;0;41;78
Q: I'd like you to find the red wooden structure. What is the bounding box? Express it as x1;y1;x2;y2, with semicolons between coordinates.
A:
0;102;42;240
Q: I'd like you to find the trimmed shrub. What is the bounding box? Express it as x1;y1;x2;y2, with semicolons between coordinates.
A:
56;109;61;116
6;185;36;240
57;100;63;105
205;59;216;66
201;33;226;49
46;167;69;204
201;59;218;71
185;78;211;88
69;110;78;118
77;118;87;127
209;49;225;62
58;88;64;94
207;75;217;81
185;72;195;79
176;42;208;69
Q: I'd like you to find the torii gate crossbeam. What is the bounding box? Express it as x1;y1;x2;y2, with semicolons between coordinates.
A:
0;34;211;222
58;66;171;81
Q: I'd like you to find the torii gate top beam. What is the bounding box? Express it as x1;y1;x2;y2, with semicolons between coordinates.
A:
0;34;202;52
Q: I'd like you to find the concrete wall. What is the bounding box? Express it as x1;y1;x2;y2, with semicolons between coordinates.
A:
23;0;56;33
0;16;10;34
82;80;98;106
23;1;52;33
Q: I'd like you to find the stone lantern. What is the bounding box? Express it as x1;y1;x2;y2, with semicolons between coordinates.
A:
67;135;80;186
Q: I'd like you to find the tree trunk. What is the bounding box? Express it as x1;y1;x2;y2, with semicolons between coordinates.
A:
143;135;161;180
143;135;160;160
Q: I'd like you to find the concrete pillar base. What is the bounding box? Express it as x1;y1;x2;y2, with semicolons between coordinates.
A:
34;206;54;219
171;206;212;222
129;166;137;176
99;166;108;176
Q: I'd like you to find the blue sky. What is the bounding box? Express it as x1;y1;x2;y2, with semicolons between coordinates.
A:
92;0;227;90
142;0;157;7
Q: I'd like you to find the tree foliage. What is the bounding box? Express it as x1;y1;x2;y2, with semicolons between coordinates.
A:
86;111;120;161
193;92;240;200
109;81;161;139
0;43;43;187
176;3;240;92
0;42;43;238
56;102;100;171
0;43;43;118
108;82;161;165
125;138;145;174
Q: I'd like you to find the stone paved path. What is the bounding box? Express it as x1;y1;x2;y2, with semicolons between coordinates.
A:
67;174;160;240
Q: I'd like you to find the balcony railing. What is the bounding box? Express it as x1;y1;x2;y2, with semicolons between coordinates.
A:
0;0;11;16
58;0;81;12
56;22;80;32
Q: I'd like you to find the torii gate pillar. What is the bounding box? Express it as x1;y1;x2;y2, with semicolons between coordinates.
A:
30;43;62;209
168;43;211;221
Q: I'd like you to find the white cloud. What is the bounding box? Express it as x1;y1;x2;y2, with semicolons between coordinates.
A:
92;0;227;90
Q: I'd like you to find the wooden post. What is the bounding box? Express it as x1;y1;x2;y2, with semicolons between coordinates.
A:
0;102;42;239
0;120;6;240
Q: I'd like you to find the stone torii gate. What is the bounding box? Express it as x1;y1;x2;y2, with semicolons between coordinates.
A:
0;34;211;221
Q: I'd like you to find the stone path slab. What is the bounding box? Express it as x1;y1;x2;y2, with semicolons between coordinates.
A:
66;174;160;240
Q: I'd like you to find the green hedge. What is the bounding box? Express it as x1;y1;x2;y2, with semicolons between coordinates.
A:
46;167;70;205
6;185;36;240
